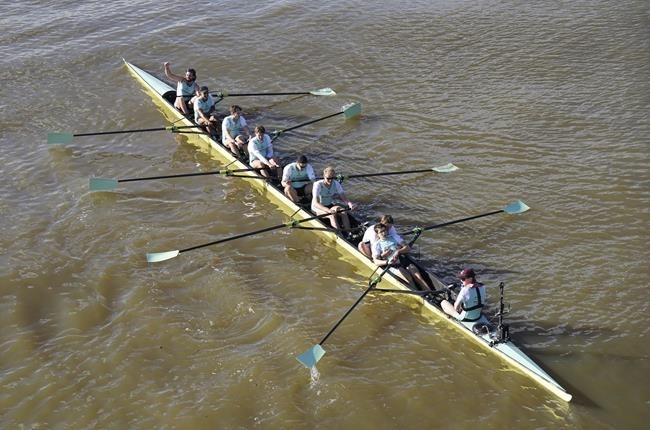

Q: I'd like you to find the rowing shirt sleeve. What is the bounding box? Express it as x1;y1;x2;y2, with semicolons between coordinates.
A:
333;180;344;196
240;116;247;127
281;164;293;183
311;181;322;206
371;240;383;259
362;225;375;243
389;226;404;245
306;164;316;181
264;135;274;158
221;116;231;137
454;286;470;309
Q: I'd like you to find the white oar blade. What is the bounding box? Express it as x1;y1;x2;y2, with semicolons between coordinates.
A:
48;133;74;145
89;177;119;191
342;102;362;119
310;87;336;96
296;344;326;369
146;250;180;263
432;163;459;173
504;200;530;214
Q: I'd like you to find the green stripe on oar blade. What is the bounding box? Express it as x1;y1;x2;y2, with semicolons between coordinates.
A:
48;133;74;145
89;178;119;191
432;163;459;173
342;102;362;119
297;344;326;369
146;250;180;263
310;88;336;96
504;200;530;214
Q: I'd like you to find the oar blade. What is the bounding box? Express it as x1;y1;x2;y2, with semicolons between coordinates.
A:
296;344;326;369
342;102;362;119
432;163;459;173
310;87;336;96
89;177;119;191
47;133;74;145
504;200;530;214
146;250;180;263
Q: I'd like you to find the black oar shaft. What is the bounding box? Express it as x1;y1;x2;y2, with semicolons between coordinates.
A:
342;168;435;180
421;210;503;232
217;91;311;97
74;125;198;137
118;168;257;183
280;111;342;134
179;209;350;254
319;282;378;346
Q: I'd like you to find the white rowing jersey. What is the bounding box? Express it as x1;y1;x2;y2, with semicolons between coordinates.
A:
282;162;315;188
194;94;215;122
177;80;197;98
248;134;274;164
362;224;403;248
311;179;344;210
222;115;248;144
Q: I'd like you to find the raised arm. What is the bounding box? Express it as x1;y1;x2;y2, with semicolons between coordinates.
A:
163;62;184;83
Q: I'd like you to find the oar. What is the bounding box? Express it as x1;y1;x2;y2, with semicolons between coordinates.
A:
296;230;424;369
271;102;362;142
146;208;351;263
47;125;201;145
214;88;336;97
222;163;459;182
401;200;530;236
326;163;459;181
89;168;260;191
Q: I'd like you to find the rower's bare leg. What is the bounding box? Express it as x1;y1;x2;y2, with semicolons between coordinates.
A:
358;242;371;258
175;98;189;115
441;300;462;319
304;183;313;200
225;139;240;156
284;185;299;202
397;267;417;289
340;212;351;231
407;264;431;291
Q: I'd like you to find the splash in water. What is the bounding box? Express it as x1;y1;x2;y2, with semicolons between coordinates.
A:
309;366;320;388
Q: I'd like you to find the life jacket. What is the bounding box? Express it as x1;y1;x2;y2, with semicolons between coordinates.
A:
460;282;485;322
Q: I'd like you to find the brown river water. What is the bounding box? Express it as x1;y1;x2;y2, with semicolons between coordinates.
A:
1;1;648;429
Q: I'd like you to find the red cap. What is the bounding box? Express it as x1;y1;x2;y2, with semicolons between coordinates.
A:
458;268;476;280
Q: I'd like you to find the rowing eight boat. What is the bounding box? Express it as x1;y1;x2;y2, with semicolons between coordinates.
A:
122;59;572;402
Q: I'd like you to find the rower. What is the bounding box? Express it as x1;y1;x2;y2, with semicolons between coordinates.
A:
441;268;486;322
222;105;250;157
163;62;200;116
311;166;356;236
281;154;316;204
248;125;281;178
371;224;431;291
359;215;431;290
193;86;219;140
358;214;401;257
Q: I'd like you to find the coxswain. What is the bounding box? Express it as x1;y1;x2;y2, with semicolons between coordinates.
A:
441;268;486;322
